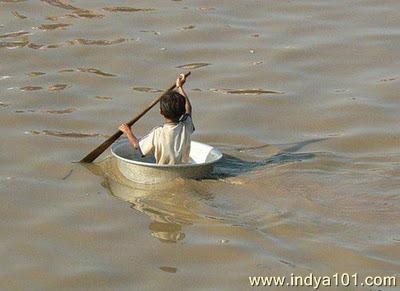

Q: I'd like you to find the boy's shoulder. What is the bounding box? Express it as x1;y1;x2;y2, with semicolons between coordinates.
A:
141;125;162;140
179;113;192;123
179;113;193;125
150;125;163;134
179;113;195;132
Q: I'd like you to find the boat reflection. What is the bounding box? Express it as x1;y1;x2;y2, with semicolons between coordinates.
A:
84;158;211;243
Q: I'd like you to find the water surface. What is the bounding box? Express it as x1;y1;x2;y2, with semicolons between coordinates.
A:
0;0;399;290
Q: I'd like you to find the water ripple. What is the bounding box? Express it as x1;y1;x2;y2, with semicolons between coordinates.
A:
0;0;27;2
66;9;104;19
27;130;108;138
140;30;160;36
41;1;104;18
37;23;71;31
27;72;46;77
133;87;162;93
15;108;76;114
0;102;9;108
48;84;68;91
159;266;177;273
95;96;113;101
77;68;116;77
27;42;63;49
0;31;30;38
176;63;210;69
67;38;125;46
0;39;29;49
103;7;155;13
59;68;116;77
210;88;283;95
42;108;75;114
41;0;77;10
26;43;40;49
11;11;27;19
181;25;195;30
20;86;42;91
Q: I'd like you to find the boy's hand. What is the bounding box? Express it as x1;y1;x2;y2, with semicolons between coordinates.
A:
118;123;132;135
176;73;186;88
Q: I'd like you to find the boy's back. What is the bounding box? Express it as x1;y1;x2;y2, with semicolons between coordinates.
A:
139;113;194;164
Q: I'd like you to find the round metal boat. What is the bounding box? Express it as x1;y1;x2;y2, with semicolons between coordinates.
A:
111;139;223;184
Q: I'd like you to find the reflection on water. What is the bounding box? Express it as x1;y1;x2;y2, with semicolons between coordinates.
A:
83;158;207;243
103;176;203;244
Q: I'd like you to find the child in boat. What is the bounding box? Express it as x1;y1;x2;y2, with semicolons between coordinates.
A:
118;73;194;165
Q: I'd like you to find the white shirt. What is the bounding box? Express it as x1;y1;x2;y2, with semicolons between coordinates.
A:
138;113;195;165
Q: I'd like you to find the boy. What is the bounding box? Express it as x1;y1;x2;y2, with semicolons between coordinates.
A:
118;73;194;165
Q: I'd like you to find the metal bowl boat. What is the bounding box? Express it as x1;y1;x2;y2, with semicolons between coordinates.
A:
111;139;222;184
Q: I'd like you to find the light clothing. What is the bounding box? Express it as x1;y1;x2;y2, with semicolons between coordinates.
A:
138;113;195;165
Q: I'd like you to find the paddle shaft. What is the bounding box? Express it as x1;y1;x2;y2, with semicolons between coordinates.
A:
80;71;191;163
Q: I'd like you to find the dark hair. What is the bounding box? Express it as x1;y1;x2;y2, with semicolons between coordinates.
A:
160;90;186;121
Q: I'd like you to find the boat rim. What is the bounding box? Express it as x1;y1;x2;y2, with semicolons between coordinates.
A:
111;139;223;168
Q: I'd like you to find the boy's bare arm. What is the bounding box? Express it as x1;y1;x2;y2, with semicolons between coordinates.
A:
177;86;192;114
176;73;192;114
119;123;139;149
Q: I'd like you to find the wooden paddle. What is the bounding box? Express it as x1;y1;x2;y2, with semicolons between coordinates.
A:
80;71;191;163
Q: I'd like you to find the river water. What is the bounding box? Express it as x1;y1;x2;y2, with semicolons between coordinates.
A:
0;0;399;290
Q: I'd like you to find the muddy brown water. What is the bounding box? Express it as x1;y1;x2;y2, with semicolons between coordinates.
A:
1;0;399;290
